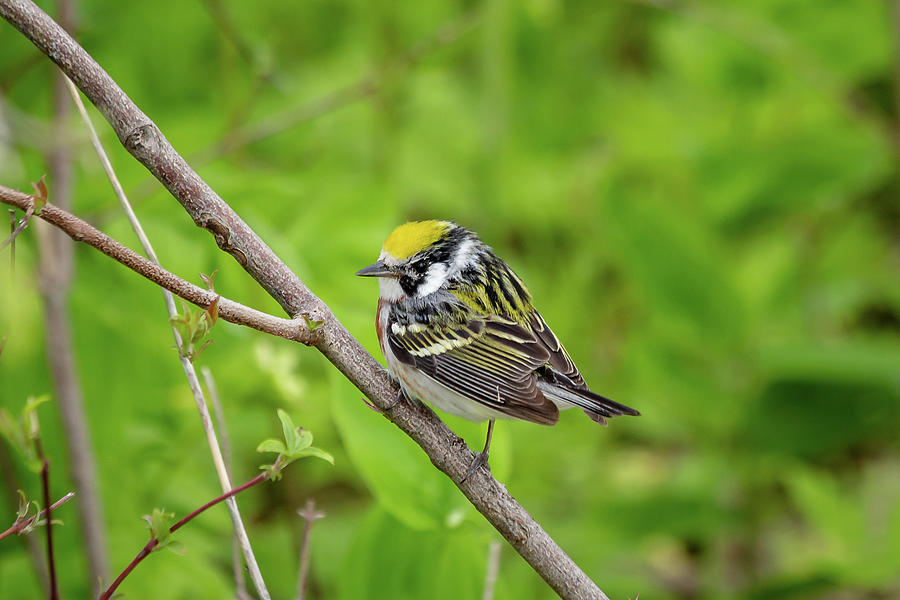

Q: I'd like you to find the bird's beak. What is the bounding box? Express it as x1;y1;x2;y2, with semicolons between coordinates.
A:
356;260;394;278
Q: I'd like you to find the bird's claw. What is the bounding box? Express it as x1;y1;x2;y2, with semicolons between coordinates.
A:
362;389;405;414
461;450;490;483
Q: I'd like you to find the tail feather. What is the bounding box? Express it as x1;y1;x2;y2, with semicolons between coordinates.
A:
536;381;640;424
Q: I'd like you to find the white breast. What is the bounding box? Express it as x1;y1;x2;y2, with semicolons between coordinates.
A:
379;304;508;423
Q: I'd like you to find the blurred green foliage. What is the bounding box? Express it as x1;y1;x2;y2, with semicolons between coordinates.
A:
1;0;900;598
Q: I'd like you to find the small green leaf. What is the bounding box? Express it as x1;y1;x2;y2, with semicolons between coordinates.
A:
30;175;48;213
191;340;213;362
199;270;218;292
205;296;219;326
302;315;324;332
259;463;283;481
287;428;313;456
161;539;186;555
142;508;174;547
277;409;302;452
15;490;28;520
23;395;49;440
256;439;285;455
295;446;334;465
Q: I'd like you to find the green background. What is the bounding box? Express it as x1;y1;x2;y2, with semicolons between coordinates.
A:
2;0;900;598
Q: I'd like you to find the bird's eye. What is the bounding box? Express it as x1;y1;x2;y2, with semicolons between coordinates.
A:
410;260;428;275
398;275;418;296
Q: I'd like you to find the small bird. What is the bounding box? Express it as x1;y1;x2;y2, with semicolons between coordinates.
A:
357;220;639;479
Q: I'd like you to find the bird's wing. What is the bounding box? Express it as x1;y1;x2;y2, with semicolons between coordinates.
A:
388;315;559;425
527;311;641;421
528;311;587;387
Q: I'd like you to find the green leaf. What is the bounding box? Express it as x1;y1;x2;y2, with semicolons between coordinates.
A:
161;539;187;556
287;428;313;457
15;490;28;520
23;395;49;440
199;270;218;292
30;175;48;213
256;439;285;455
277;409;309;454
294;446;334;465
205;296;219;326
302;315;324;332
142;508;175;547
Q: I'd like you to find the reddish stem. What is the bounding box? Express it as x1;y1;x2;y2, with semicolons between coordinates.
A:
100;467;273;600
35;440;59;600
0;492;75;542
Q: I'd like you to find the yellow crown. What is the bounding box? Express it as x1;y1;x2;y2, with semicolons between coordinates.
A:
383;220;451;259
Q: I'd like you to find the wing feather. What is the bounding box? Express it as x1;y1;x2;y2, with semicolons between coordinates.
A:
529;311;586;387
389;317;558;424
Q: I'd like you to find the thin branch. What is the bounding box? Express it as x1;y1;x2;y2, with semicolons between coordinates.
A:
64;80;271;600
482;540;502;600
0;2;610;597
295;498;324;600
100;464;277;600
34;440;59;600
6;209;14;269
0;187;319;346
202;366;250;600
0;443;48;583
0;203;32;251
0;492;75;542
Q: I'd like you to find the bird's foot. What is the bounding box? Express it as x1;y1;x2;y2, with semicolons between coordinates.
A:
461;449;490;483
362;389;405;414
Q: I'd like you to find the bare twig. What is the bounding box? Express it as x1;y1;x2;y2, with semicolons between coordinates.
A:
482;540;502;600
0;444;48;583
201;366;249;600
295;498;325;600
100;463;278;600
33;440;59;600
0;2;610;597
0;203;31;251
0;187;319;346
64;80;271;600
0;491;75;542
6;209;14;269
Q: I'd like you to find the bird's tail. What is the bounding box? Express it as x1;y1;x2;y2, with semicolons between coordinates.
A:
537;381;640;425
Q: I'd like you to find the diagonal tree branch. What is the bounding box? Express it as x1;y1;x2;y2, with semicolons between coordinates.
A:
0;2;608;598
0;187;319;347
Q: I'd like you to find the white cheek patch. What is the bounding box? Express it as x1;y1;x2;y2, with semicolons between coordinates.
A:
450;238;477;276
378;277;405;302
416;262;447;297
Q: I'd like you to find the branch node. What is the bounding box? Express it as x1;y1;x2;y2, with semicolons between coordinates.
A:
123;123;159;155
204;215;248;265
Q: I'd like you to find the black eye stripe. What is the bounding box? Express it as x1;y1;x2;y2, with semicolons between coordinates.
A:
399;275;418;296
